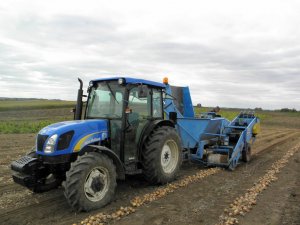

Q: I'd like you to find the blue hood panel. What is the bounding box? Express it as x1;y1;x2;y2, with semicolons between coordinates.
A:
37;119;108;156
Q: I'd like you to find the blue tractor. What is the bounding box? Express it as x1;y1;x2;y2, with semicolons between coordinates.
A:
11;77;260;211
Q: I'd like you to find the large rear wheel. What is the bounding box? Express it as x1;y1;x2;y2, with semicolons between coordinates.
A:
142;126;182;184
63;152;117;212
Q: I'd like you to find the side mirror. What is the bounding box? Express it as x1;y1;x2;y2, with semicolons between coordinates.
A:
138;85;148;98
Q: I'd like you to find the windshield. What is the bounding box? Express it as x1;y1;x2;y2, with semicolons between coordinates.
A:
86;81;125;119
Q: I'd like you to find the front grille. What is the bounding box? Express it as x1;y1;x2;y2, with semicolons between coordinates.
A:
57;131;74;150
37;134;49;151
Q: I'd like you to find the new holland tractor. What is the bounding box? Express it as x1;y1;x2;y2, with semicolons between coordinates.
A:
11;77;260;211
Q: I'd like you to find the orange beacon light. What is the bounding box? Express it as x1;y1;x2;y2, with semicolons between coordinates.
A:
163;77;168;84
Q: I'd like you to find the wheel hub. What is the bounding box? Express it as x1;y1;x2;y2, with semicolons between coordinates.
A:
164;152;170;161
84;167;109;202
91;177;104;193
161;140;179;174
162;148;171;165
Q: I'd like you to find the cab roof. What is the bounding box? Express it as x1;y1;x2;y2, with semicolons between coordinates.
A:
92;77;166;88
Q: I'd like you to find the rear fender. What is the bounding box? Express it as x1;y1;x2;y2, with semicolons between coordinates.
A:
80;145;125;180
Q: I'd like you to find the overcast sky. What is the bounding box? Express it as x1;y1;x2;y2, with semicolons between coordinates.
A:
0;0;299;110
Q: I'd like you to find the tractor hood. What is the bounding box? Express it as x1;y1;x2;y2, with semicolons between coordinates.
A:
37;119;109;156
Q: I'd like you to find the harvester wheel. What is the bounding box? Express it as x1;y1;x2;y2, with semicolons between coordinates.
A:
242;145;251;162
63;152;117;212
142;126;182;184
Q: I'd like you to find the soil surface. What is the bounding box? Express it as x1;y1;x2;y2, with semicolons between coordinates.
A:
0;115;299;225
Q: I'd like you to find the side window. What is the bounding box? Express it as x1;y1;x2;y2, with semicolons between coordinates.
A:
114;92;123;116
115;92;122;101
152;89;162;118
128;87;150;120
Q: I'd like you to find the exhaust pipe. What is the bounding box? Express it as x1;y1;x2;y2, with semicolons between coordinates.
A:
75;78;83;120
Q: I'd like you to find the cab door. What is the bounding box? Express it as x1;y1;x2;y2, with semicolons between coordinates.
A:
123;86;151;164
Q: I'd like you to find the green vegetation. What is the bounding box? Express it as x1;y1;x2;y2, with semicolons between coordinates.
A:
0;100;75;112
0;99;75;134
0;120;57;134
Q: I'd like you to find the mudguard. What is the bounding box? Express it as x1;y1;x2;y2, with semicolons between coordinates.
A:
84;145;126;180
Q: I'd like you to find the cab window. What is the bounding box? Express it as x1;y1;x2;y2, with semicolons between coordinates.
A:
152;89;162;118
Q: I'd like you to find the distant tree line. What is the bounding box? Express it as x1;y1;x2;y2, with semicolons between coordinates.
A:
255;107;298;112
276;108;298;112
254;107;263;111
196;106;298;113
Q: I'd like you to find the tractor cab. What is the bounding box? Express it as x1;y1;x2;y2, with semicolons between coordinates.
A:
83;78;166;166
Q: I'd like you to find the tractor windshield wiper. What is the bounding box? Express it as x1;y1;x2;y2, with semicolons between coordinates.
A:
105;82;119;104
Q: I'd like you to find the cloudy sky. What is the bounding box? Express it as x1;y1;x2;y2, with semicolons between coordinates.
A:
0;0;299;110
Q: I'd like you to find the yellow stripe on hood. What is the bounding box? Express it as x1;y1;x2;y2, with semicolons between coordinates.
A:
73;132;101;152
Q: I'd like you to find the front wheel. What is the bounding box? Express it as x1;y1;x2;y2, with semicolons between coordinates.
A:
142;126;182;184
63;152;117;212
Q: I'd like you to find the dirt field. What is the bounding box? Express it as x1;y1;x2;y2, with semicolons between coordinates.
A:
0;108;299;225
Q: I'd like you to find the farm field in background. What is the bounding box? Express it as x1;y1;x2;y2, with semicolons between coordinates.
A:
0;100;299;225
0;100;75;134
0;99;75;112
1;99;298;134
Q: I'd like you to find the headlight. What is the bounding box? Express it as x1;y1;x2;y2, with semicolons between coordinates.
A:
44;134;58;153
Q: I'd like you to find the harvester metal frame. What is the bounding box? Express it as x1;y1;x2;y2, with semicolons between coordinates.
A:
163;84;260;170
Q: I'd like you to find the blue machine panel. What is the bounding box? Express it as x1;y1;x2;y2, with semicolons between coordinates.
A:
36;119;109;156
182;87;194;118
